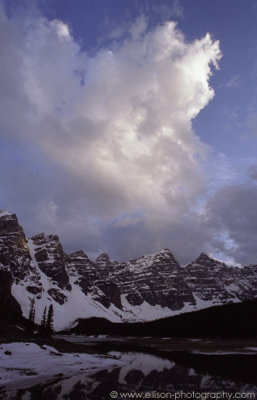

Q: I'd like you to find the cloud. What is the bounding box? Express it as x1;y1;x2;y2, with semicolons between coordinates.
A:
206;181;257;264
0;5;224;263
151;0;184;21
222;74;240;88
247;165;257;180
51;19;71;40
246;107;257;137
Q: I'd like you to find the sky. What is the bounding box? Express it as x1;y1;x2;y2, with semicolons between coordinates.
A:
1;0;257;265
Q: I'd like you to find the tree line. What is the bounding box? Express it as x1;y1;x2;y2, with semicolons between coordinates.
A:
27;299;54;336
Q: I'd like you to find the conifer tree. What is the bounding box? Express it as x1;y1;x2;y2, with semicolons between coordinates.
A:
28;298;35;324
27;298;35;333
46;304;54;335
39;306;47;335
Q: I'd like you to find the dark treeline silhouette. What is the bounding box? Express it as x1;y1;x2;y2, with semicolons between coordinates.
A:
39;304;54;336
25;299;54;336
69;299;257;338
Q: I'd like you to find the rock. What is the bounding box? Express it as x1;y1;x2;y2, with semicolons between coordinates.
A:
67;251;122;309
0;212;42;289
110;249;194;310
1;210;257;329
31;233;71;291
0;268;23;324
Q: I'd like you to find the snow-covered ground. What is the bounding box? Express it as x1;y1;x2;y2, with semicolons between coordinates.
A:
0;342;124;390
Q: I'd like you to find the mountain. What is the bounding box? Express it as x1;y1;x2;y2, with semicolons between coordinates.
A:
1;210;257;331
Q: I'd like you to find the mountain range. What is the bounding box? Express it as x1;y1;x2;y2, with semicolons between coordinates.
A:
1;209;257;331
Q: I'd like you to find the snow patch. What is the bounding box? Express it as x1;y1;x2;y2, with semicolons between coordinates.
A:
0;210;13;217
0;342;124;389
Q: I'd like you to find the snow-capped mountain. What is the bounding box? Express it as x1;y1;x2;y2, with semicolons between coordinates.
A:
1;210;257;331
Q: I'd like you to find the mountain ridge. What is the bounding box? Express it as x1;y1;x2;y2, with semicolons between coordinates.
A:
1;210;257;331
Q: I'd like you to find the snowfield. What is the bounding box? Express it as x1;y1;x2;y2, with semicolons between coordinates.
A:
0;342;124;390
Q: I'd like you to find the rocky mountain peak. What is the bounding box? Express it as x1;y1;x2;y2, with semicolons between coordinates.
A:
31;233;62;249
0;212;31;280
193;253;226;269
160;248;173;255
0;212;42;295
95;252;110;263
0;211;25;241
95;252;112;269
31;232;47;242
69;250;89;260
157;248;179;262
95;253;118;277
194;252;213;263
0;210;15;217
150;248;181;274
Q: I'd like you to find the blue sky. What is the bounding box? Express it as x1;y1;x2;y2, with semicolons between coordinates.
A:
1;0;257;265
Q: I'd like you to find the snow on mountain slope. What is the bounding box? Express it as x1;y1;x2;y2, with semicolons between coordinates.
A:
13;239;124;330
1;211;257;331
0;210;13;217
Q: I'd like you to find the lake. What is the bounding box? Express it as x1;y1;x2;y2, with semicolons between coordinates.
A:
1;336;257;399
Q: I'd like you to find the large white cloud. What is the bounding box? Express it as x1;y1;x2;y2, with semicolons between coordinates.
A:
0;6;223;262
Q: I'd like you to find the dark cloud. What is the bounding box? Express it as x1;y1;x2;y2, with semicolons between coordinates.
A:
247;165;257;181
206;182;257;264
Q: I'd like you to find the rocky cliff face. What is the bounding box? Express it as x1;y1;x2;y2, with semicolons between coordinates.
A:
110;249;195;310
1;210;257;331
66;250;122;309
0;267;23;324
0;211;42;295
183;253;257;304
30;233;71;291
